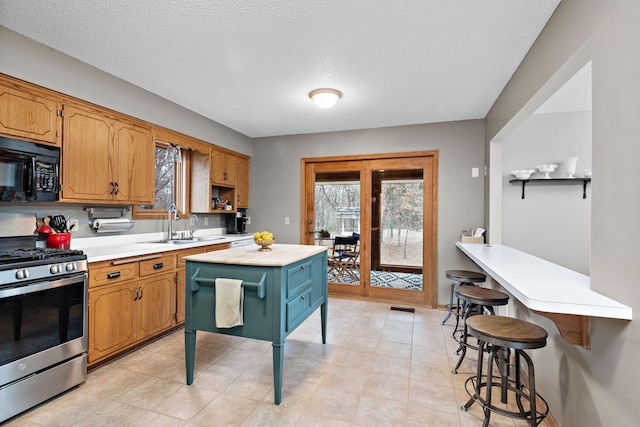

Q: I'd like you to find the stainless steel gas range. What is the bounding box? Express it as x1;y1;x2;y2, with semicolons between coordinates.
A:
0;213;88;423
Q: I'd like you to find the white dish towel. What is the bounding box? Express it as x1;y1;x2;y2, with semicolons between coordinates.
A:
215;278;244;328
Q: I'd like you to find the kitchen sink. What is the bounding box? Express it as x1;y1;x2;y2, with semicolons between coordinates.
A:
195;236;225;241
140;236;225;245
139;239;195;244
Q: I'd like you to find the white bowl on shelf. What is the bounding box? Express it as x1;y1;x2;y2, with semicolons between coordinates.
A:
510;169;535;180
537;164;558;179
583;169;592;178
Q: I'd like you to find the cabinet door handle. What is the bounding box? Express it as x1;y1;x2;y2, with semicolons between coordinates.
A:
300;295;305;300
110;182;115;195
107;271;121;280
133;287;140;301
114;182;119;195
139;287;143;300
153;262;164;270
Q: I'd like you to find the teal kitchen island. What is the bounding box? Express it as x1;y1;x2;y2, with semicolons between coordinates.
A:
184;243;328;404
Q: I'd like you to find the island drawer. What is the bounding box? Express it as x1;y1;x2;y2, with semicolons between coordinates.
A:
286;288;313;331
286;260;313;298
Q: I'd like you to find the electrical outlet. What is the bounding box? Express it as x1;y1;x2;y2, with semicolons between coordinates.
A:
284;217;289;225
204;217;209;226
246;217;251;225
69;219;79;232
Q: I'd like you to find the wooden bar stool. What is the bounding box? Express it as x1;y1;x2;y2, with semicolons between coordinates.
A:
452;285;509;374
441;269;486;325
461;315;549;427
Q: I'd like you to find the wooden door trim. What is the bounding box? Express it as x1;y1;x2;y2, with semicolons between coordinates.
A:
300;151;438;308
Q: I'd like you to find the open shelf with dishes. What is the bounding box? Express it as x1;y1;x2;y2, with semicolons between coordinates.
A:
509;177;591;199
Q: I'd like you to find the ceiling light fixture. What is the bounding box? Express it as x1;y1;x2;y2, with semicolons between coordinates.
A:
308;88;342;109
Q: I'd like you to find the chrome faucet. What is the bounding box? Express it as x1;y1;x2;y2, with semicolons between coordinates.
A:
189;214;198;238
168;204;178;240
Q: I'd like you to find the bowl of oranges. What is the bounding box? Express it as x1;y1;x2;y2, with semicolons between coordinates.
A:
253;231;275;251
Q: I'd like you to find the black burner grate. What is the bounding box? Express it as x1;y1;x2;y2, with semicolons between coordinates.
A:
0;247;85;263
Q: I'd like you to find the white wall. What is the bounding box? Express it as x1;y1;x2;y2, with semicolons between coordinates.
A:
502;111;592;275
486;0;640;425
251;120;486;306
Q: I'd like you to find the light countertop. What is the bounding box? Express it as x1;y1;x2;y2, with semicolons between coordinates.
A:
71;230;253;263
456;242;632;320
185;243;327;266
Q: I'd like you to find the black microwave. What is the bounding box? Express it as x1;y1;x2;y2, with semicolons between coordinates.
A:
0;136;60;202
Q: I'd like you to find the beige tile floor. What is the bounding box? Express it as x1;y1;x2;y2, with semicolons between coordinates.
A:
5;297;553;426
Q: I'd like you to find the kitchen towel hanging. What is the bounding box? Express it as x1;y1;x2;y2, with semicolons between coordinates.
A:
215;278;244;328
92;218;135;233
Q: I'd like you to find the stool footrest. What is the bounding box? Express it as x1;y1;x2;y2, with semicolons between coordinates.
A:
463;375;549;425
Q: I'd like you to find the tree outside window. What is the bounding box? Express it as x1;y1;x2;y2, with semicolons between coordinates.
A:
133;142;189;219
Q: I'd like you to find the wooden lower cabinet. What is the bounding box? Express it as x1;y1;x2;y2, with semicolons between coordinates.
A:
88;282;137;362
138;272;176;338
88;253;177;365
88;270;176;364
88;243;231;366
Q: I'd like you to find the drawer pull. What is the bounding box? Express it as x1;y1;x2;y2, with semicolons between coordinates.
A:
153;262;164;270
300;295;305;300
107;272;121;280
111;254;161;265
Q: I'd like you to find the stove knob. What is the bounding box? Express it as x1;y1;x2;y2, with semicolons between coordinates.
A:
16;269;30;280
65;262;77;272
50;265;61;274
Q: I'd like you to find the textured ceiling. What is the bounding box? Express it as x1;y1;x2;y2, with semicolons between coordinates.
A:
0;1;560;138
535;62;592;114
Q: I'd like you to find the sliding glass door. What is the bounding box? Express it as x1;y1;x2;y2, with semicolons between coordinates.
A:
302;152;437;306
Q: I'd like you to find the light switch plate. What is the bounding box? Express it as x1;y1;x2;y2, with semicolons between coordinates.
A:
204;217;209;226
472;167;479;178
246;217;251;225
69;219;79;232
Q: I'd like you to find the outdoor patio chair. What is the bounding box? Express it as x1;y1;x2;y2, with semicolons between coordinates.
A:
328;235;359;282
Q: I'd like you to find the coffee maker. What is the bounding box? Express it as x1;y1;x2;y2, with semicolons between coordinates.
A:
226;208;247;234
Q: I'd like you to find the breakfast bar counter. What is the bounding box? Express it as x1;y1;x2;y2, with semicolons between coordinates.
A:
456;242;632;347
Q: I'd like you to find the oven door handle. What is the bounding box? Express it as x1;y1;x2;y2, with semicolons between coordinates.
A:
0;273;87;298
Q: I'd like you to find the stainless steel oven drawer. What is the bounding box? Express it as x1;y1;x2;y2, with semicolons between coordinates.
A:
0;353;87;423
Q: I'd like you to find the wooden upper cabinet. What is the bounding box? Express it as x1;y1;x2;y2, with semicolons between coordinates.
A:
0;76;62;146
236;156;250;208
114;122;155;203
61;104;154;204
211;147;237;186
61;105;113;201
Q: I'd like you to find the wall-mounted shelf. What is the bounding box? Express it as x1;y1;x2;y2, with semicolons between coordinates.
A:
509;177;591;199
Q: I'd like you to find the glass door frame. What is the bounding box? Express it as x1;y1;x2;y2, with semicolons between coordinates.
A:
301;151;438;306
302;159;367;297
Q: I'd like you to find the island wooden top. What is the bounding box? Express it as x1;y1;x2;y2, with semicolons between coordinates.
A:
184;243;327;266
